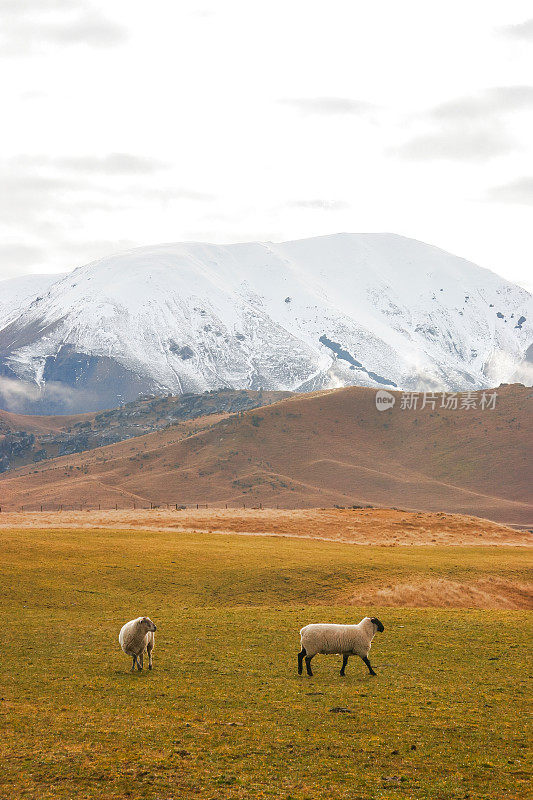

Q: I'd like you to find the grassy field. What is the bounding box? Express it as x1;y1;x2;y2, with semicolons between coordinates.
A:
1;525;531;799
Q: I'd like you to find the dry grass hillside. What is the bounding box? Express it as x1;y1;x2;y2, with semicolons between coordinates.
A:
0;506;529;547
0;407;93;434
0;384;531;525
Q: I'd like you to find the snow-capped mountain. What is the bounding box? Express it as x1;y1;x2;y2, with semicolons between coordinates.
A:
0;273;65;330
0;233;531;413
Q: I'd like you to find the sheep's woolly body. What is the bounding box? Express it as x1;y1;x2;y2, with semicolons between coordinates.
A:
119;618;155;659
300;617;377;658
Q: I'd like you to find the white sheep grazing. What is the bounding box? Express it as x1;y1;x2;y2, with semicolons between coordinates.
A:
298;616;384;677
119;616;157;672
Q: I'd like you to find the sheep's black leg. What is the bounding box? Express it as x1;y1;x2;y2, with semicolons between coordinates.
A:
305;655;314;676
131;655;137;672
340;653;349;676
362;656;376;676
298;647;306;675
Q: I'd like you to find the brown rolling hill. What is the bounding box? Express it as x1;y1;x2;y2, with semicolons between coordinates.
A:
0;384;531;525
0;408;93;435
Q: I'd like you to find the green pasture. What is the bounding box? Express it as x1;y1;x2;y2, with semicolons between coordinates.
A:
1;527;530;799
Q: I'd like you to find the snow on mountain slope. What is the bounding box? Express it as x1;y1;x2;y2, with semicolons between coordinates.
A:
0;273;65;329
0;234;531;413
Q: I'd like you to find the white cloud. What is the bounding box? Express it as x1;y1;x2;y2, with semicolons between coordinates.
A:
0;153;215;275
393;86;533;161
394;128;513;162
484;349;533;388
485;177;533;205
14;153;166;175
0;375;96;412
430;86;533;121
287;200;351;211
500;18;533;41
0;2;126;56
0;0;531;288
0;243;45;272
279;97;376;116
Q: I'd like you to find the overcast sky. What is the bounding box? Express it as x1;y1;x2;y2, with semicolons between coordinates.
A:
1;0;532;289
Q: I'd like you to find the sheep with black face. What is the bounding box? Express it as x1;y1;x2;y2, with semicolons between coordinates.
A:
298;616;385;677
119;616;157;672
